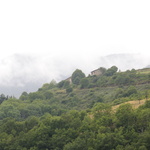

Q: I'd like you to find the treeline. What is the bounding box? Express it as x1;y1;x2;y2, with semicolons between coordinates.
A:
0;66;150;149
0;94;14;104
0;85;149;121
16;66;150;110
0;66;149;120
18;66;150;101
58;66;150;90
0;101;150;149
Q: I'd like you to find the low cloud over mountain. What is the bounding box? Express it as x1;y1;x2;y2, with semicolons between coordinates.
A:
0;53;149;97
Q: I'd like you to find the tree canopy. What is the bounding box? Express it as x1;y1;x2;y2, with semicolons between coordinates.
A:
0;66;150;149
71;69;85;85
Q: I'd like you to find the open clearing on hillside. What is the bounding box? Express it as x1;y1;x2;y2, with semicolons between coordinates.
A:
112;99;147;112
137;68;150;74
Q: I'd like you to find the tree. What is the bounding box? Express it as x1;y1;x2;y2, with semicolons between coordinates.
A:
80;78;89;89
115;88;124;99
0;94;7;104
19;92;28;100
64;81;70;88
57;80;65;88
39;80;57;91
93;103;111;118
71;69;85;85
57;80;70;89
123;86;137;97
0;103;20;120
144;100;150;108
115;74;131;86
66;86;73;93
136;109;150;133
28;92;44;101
43;91;53;99
115;104;135;127
97;76;108;87
49;79;57;88
105;66;118;76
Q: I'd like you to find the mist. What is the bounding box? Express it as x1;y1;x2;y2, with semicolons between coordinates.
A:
0;53;149;97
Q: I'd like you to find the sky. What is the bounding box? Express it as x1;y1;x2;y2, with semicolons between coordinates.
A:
0;0;150;96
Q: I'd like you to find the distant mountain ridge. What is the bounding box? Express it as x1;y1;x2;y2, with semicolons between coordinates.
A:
0;53;150;97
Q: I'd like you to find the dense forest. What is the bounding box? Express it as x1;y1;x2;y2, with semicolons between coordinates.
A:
0;66;150;150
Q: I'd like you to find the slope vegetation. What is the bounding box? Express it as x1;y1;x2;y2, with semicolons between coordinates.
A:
0;66;150;149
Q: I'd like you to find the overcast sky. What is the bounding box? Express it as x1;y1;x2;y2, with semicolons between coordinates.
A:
0;0;150;96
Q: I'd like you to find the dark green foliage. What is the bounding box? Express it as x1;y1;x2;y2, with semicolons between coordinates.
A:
88;67;150;88
64;81;70;88
0;94;8;104
115;88;124;98
115;104;135;127
43;91;54;99
0;100;150;149
66;86;73;93
28;92;44;101
58;80;70;89
0;66;150;149
96;95;104;102
71;69;85;85
80;78;89;89
115;74;133;85
114;86;137;99
142;100;150;108
124;86;137;97
57;80;65;88
1;67;149;121
97;76;108;87
38;80;57;91
19;91;28;100
105;66;118;76
88;83;96;88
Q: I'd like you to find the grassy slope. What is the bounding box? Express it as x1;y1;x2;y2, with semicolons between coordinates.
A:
19;67;150;117
42;83;150;110
137;68;150;74
112;99;147;112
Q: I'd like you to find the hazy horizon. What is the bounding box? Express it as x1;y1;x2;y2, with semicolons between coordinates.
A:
0;0;150;97
0;52;149;97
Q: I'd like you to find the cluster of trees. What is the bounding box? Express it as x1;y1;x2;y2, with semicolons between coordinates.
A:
0;85;148;121
0;98;68;120
0;66;150;149
13;67;149;117
57;66;150;91
0;101;150;149
0;94;8;104
0;94;15;104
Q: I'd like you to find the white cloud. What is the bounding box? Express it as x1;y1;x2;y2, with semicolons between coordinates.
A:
0;52;149;86
0;0;150;56
0;0;150;96
0;52;149;97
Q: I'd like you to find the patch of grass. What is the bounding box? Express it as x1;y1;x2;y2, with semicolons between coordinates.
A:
112;99;147;112
137;68;150;74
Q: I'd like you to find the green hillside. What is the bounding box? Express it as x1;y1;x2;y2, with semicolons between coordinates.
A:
137;68;150;74
0;66;150;150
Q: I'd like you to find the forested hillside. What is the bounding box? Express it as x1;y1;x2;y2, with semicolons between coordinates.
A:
0;66;150;150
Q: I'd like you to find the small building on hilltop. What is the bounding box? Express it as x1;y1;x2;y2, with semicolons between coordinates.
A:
91;68;102;76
